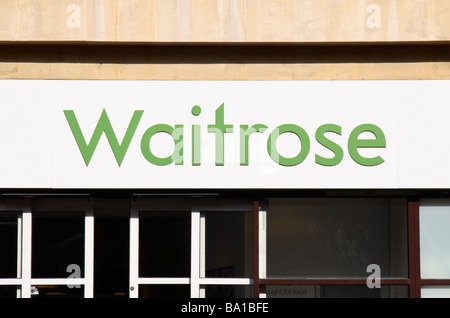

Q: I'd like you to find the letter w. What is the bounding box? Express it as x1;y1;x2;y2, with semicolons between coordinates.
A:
64;109;144;166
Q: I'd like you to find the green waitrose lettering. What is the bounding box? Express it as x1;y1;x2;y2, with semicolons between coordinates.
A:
64;105;386;167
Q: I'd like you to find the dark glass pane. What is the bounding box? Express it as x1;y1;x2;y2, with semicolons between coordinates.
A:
0;213;18;278
139;284;189;298
94;216;129;298
321;284;408;298
139;212;190;277
94;199;130;298
204;285;253;298
0;285;19;298
205;212;253;278
32;212;85;278
267;198;408;278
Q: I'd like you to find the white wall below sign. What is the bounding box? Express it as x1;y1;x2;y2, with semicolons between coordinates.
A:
0;80;448;189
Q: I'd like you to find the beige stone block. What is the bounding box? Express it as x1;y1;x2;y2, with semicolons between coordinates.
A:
0;1;17;40
361;61;433;80
395;0;435;41
0;0;447;44
434;0;450;40
0;62;18;78
322;63;363;80
88;63;121;80
431;62;450;79
115;0;153;41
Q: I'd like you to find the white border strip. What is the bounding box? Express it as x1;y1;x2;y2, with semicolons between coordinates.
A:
0;279;22;285
199;278;253;285
84;208;94;298
21;210;32;298
138;278;190;284
129;208;139;298
190;211;201;298
30;278;86;285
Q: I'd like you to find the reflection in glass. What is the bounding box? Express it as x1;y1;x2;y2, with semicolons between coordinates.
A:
267;198;408;278
205;212;253;279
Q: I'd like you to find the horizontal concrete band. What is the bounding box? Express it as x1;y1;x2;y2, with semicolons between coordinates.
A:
1;0;449;44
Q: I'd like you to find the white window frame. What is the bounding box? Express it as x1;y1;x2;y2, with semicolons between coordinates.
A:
129;198;254;298
0;199;31;297
30;198;94;298
258;205;267;298
0;198;94;298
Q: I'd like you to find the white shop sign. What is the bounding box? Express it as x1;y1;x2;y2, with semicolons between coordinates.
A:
0;80;447;189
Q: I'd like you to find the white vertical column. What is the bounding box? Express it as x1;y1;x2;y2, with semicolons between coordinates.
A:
259;208;267;298
16;214;22;298
21;210;32;298
190;211;200;298
199;213;205;298
129;208;139;298
84;208;94;298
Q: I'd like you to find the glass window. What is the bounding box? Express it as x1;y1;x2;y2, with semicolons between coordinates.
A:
139;211;190;278
265;284;408;298
139;285;189;298
94;199;130;298
266;198;408;278
0;213;19;278
204;212;253;279
421;286;450;298
0;285;20;298
32;212;85;278
420;200;450;279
